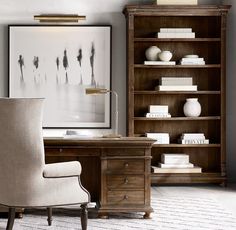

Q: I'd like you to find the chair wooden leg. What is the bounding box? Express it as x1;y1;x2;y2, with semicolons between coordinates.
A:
47;207;52;226
80;204;88;230
6;208;15;230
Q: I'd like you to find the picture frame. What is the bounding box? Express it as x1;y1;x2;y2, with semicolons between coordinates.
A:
8;25;112;129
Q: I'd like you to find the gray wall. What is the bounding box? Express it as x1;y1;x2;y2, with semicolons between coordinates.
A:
0;0;221;136
222;0;236;182
1;0;234;181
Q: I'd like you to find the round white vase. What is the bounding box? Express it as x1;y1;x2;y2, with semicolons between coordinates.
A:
159;51;173;62
145;46;161;61
183;98;201;117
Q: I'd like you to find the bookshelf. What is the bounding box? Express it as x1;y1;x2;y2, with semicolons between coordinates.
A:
123;5;231;185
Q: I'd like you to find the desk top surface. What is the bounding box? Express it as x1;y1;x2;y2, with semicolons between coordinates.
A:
44;136;155;147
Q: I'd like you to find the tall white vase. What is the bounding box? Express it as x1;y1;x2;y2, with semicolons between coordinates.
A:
183;98;201;117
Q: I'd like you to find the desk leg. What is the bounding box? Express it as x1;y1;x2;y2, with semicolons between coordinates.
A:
17;211;23;219
98;213;109;219
144;212;151;219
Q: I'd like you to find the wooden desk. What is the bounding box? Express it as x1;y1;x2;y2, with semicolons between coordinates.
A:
44;137;155;218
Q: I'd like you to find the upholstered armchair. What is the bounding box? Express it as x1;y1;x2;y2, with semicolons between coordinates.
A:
0;98;90;230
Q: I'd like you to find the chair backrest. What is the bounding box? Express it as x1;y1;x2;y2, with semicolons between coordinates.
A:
0;98;45;206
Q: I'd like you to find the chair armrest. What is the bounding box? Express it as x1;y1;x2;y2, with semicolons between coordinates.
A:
43;161;81;178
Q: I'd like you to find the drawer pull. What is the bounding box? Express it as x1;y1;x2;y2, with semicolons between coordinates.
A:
124;195;129;200
59;148;63;153
124;178;129;184
124;163;129;168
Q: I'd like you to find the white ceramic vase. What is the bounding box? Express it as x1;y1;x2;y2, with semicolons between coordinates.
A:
145;46;161;61
183;98;201;117
159;51;173;62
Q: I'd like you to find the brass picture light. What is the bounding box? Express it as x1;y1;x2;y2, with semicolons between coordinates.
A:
34;14;86;23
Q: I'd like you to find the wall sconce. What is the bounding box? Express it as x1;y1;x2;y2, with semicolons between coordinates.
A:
34;14;86;23
85;88;121;138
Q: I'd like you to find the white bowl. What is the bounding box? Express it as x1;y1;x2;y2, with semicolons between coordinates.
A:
184;54;199;58
159;51;173;62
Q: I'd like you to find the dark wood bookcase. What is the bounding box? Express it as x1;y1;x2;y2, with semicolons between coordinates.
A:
123;4;231;185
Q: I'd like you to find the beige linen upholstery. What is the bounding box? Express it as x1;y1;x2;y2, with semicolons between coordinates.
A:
43;161;82;178
0;98;90;230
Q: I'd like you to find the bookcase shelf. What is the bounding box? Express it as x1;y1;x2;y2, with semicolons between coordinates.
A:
152;144;221;148
123;4;230;185
134;91;221;95
134;38;221;42
134;64;221;69
134;116;221;121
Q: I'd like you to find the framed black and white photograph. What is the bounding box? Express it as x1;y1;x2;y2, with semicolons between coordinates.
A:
8;25;111;128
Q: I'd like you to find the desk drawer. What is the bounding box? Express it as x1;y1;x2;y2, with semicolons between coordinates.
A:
45;148;100;157
107;191;144;205
107;159;144;173
107;175;144;189
103;148;145;156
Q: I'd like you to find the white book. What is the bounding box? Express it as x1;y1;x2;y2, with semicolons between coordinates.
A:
160;28;192;33
151;166;202;173
146;113;171;118
162;159;190;165
181;61;206;65
182;137;206;141
181;133;205;140
156;85;197;91
161;81;193;86
161;81;192;85
181;60;205;63
182;133;205;137
162;153;189;158
158;163;194;168
181;58;204;62
147;111;169;115
149;105;168;113
161;78;193;86
157;32;195;38
156;0;198;5
144;61;176;65
180;139;209;144
161;154;189;164
146;133;170;144
161;153;189;164
146;133;169;138
161;77;192;81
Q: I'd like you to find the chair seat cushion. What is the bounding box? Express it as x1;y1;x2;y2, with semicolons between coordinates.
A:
43;161;81;178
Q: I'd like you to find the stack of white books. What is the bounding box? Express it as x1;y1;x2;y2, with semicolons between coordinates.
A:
151;153;202;173
146;105;171;118
180;55;205;65
179;133;209;144
155;77;197;91
157;28;195;38
146;133;170;144
156;0;198;5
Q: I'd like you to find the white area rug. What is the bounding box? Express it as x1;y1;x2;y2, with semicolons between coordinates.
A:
1;187;236;230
